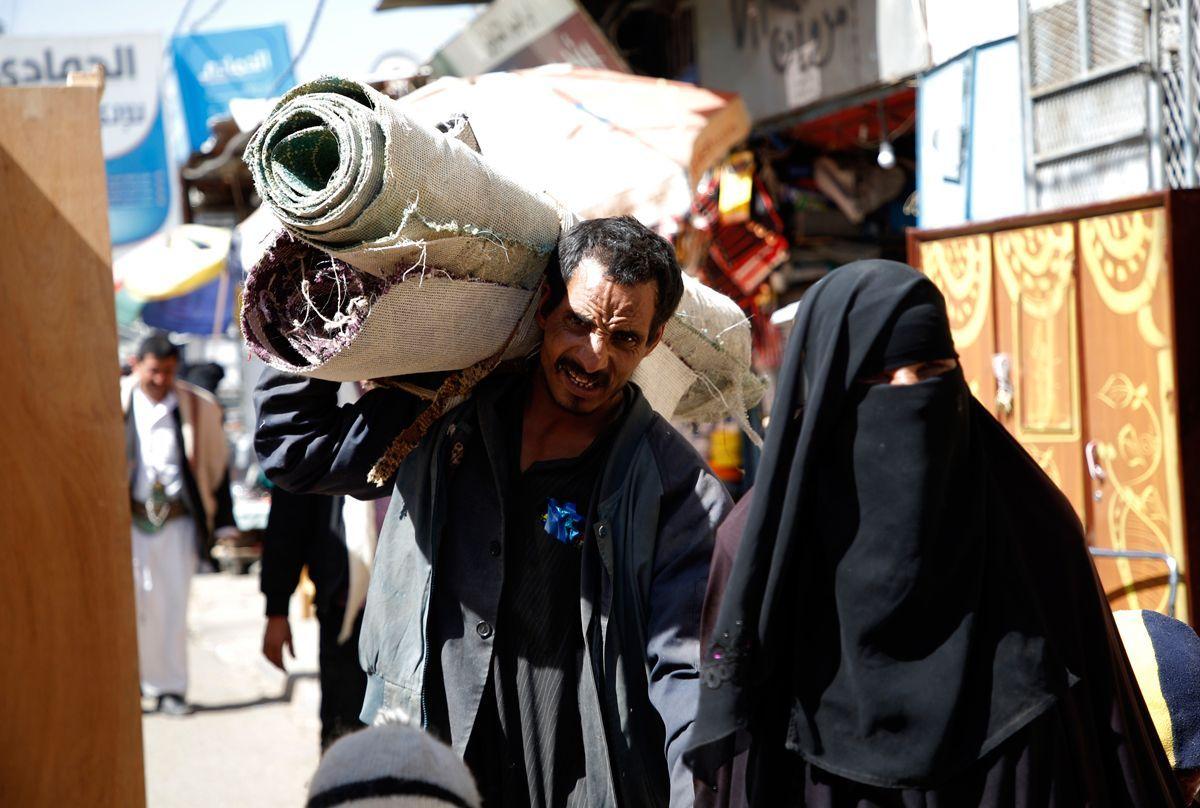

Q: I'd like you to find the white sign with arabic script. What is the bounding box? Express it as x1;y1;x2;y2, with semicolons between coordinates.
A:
0;34;173;244
0;34;161;158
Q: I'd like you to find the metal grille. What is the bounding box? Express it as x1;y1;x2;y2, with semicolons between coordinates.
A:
1159;0;1200;186
1089;0;1148;69
1030;0;1082;87
1033;69;1148;155
1036;140;1152;207
1020;0;1161;209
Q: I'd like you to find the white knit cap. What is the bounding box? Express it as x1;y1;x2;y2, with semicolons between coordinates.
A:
306;721;481;808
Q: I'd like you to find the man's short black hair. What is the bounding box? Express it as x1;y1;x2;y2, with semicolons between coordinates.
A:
548;216;684;332
135;331;181;361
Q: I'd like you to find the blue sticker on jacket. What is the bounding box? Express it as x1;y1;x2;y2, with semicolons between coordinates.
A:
543;498;582;546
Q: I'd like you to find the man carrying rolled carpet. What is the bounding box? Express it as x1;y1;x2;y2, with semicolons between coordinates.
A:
255;216;731;808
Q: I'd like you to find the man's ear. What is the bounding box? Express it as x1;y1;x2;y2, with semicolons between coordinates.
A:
645;322;666;353
535;282;554;328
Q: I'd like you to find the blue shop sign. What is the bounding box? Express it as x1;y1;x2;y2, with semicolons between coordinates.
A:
172;25;294;152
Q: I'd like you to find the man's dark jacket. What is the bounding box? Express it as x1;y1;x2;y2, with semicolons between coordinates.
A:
260;487;348;618
254;369;731;808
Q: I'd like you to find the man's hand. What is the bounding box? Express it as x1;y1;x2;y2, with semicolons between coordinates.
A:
262;616;294;671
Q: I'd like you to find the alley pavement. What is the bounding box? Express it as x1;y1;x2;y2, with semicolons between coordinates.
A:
142;571;325;808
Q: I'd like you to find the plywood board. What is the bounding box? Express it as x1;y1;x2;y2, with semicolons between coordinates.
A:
0;85;145;806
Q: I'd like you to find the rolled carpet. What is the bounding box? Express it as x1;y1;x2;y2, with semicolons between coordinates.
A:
241;234;542;382
244;76;561;284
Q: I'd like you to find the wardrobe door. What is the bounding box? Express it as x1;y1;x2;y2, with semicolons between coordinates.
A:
992;222;1089;522
1078;206;1187;618
918;234;996;405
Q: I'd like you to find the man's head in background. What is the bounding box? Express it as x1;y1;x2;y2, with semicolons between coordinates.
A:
1114;609;1200;804
131;331;181;403
307;719;481;808
536;216;683;416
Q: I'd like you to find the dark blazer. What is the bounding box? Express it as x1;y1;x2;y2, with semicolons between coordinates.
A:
255;368;732;808
260;487;348;618
124;388;235;560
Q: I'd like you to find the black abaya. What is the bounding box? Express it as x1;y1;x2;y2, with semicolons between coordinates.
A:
687;261;1181;806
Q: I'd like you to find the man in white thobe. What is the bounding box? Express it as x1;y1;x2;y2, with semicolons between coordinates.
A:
122;332;237;715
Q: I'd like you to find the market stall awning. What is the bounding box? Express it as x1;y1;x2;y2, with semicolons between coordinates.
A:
397;64;751;229
113;224;237;333
114;224;232;301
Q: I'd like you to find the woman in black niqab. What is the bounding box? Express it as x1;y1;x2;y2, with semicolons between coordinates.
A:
687;261;1181;806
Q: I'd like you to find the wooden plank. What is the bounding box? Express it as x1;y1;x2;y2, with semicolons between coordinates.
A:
0;86;145;806
909;191;1166;244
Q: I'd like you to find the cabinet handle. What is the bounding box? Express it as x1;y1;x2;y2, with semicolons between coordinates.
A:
1085;440;1107;485
992;353;1013;416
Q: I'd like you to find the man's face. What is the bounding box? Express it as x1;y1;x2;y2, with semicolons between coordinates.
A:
133;354;178;403
537;256;664;416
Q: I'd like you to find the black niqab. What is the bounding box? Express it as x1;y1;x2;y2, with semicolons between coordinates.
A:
687;261;1179;802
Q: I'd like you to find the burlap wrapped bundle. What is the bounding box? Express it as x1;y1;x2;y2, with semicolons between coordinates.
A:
244;76;561;283
632;274;766;440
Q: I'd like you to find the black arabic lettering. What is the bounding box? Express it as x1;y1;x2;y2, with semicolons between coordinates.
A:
764;4;848;74
0;44;133;86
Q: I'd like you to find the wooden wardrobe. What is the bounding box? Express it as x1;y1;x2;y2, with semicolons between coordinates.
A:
908;192;1200;624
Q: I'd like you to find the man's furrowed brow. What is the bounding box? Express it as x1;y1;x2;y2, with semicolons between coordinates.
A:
569;307;597;328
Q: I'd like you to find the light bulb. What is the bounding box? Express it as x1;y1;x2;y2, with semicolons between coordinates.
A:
877;139;896;170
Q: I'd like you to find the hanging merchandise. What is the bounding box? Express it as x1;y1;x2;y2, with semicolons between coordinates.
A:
115;224;232;301
707;421;744;485
813;154;907;224
718;151;755;225
745;287;784;371
707;181;789;297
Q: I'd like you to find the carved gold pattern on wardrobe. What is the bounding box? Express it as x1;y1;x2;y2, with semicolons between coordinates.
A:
993;223;1081;441
1079;208;1184;618
1095;372;1172;612
919;235;991;348
1080;209;1165;315
1028;446;1065;489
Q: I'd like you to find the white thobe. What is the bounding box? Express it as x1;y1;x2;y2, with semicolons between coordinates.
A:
130;386;196;697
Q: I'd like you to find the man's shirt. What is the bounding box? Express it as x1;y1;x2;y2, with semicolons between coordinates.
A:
460;385;626;808
131;386;183;502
